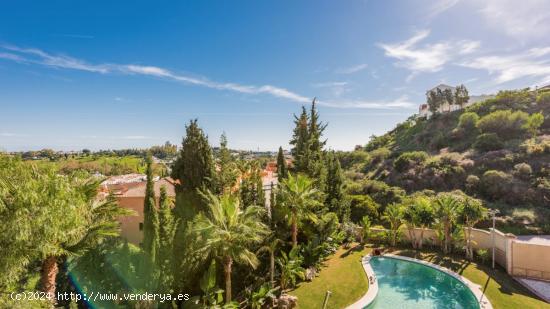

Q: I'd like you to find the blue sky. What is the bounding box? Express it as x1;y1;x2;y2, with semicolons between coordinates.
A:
1;0;549;151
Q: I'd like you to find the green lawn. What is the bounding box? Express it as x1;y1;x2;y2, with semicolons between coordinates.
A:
290;246;371;309
290;244;550;309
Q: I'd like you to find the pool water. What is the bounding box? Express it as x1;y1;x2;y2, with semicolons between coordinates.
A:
366;256;480;309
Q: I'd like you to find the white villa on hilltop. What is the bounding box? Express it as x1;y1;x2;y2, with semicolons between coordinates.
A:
419;84;493;118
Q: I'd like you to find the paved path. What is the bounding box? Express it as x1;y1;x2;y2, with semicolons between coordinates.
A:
515;277;550;303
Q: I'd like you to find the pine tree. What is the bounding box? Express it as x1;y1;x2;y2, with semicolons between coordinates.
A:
276;146;287;183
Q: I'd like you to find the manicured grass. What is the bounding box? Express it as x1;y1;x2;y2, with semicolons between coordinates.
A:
393;249;550;309
290;245;370;309
291;244;549;309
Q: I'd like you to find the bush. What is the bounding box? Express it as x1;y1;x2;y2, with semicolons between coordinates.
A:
458;112;479;131
482;170;512;200
476;249;489;264
349;195;380;222
473;133;504;151
393;151;428;172
513;163;532;180
477;109;530;140
537;92;550;106
465;175;480;194
350;179;405;207
369;147;391;164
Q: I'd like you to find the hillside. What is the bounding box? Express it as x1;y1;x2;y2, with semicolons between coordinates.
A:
339;88;550;234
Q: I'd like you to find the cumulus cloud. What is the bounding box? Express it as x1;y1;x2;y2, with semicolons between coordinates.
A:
460;47;550;84
378;29;480;74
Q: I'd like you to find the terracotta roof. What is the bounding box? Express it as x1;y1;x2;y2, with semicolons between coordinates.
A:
102;176;176;197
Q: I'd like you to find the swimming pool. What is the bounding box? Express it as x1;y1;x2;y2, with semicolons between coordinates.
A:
365;256;480;309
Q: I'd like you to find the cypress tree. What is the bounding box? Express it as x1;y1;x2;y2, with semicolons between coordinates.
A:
325;151;346;220
171;119;215;219
143;154;159;262
240;161;265;208
157;185;175;292
290;106;310;173
214;133;238;194
276;146;287;182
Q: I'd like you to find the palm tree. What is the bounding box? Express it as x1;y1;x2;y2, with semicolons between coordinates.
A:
459;197;486;260
0;163;132;302
279;173;321;247
360;216;372;244
401;201;420;249
383;203;403;247
434;194;461;254
413;197;435;249
191;191;269;303
277;248;305;291
257;236;283;287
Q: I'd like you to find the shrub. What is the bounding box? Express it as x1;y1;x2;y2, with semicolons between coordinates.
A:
473;133;504;151
393;151;429;172
349;195;380;222
465;175;480;194
477;110;529;139
524;112;544;137
513;163;532;180
458;112;479;131
537;92;550;106
369;147;391;164
476;249;489;264
482;170;512;200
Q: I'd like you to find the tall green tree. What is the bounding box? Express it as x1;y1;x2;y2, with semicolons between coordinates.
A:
157;185;175;291
191;191;269;302
214;133;239;194
279;174;321;247
240;161;266;208
325;151;346;220
0;157;132;301
171;119;215;219
454;84;470;108
276;146;287;183
290;106;310;173
143;154;159;265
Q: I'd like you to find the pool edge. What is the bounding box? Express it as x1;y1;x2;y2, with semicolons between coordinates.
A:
346;253;493;309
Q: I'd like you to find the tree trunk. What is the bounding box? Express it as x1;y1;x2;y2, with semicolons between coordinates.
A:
223;256;233;303
408;227;416;249
270;251;275;286
41;256;58;303
419;228;424;249
291;215;298;247
466;226;474;260
444;222;450;254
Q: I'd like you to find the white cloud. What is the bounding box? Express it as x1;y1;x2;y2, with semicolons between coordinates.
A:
312;81;350;97
378;29;480;74
460;47;550;84
336;63;368;74
428;0;460;18
319;95;416;109
476;0;550;40
0;44;412;109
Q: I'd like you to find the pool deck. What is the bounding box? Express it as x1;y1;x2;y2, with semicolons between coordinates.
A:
514;277;550;303
347;253;493;309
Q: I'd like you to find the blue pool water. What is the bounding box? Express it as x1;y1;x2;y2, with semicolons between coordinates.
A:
366;256;480;309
